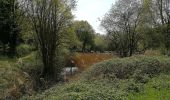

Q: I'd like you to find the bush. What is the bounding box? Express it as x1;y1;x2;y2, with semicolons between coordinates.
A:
22;80;127;100
160;48;170;56
22;56;170;100
83;56;170;81
16;44;33;57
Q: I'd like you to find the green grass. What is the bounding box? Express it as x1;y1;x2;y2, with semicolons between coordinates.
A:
129;74;170;100
0;56;17;63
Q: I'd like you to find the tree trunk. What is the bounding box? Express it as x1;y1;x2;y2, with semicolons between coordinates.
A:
165;26;170;49
82;41;86;52
2;43;6;55
9;31;17;57
42;58;55;79
129;43;134;56
129;49;133;56
41;48;55;79
159;0;165;25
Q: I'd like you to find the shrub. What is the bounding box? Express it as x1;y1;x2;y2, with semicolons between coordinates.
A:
16;44;33;57
83;56;170;81
22;80;127;100
22;56;170;100
128;74;170;100
125;80;144;93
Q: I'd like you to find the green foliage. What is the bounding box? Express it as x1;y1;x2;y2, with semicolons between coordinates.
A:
129;74;170;100
22;56;170;100
94;34;108;52
22;80;127;100
73;21;95;52
160;47;170;56
17;52;42;72
101;0;170;56
16;44;33;57
19;16;35;45
84;56;170;81
139;27;163;50
101;0;143;57
25;0;76;79
0;60;34;100
61;25;82;52
0;0;21;56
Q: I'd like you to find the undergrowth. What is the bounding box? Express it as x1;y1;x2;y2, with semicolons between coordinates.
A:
0;52;40;100
21;55;170;100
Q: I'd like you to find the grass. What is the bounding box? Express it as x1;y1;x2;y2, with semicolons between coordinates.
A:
129;74;170;100
0;53;38;99
73;53;115;71
0;60;25;99
144;50;162;56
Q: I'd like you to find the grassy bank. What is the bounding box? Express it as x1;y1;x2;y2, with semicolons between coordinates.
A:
22;55;170;100
0;52;40;100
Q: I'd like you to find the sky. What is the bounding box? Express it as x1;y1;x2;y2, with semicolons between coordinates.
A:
73;0;116;34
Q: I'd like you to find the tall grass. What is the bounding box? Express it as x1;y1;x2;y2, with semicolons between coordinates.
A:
73;53;115;71
0;61;34;99
0;53;39;99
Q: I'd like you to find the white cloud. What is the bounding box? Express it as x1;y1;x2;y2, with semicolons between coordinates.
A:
73;0;116;34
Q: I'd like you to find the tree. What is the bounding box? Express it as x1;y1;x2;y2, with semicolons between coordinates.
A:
62;25;82;52
0;0;22;56
151;0;170;52
25;0;76;79
74;21;95;52
0;0;10;54
101;0;143;57
94;34;108;52
138;0;170;54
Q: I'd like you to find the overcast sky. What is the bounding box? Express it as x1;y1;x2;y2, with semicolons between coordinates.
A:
73;0;116;34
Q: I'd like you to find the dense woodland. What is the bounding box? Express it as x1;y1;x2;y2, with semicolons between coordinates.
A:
0;0;170;99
